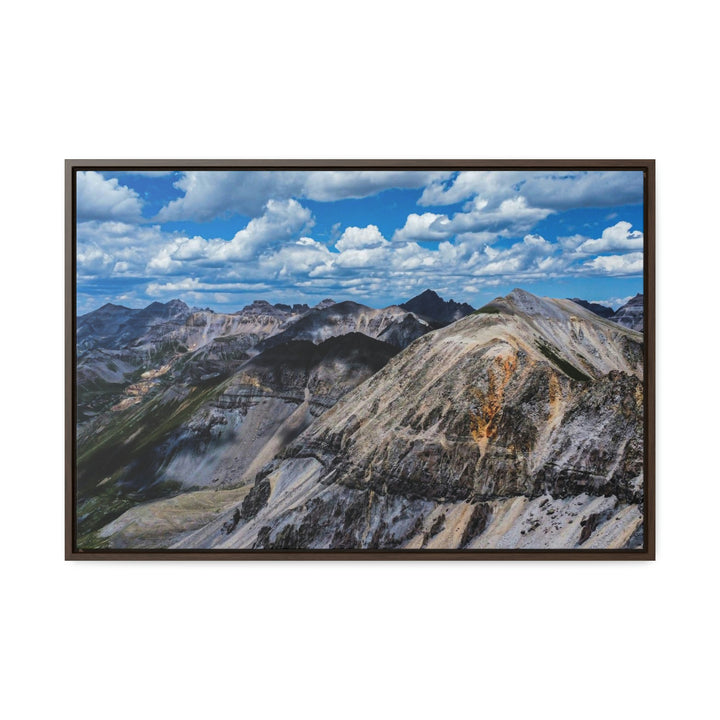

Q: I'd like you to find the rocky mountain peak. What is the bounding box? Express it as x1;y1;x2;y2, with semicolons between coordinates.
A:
501;288;568;319
400;289;475;326
314;298;337;310
273;302;311;314
242;300;275;313
139;299;190;319
419;288;441;300
165;298;190;312
94;302;132;314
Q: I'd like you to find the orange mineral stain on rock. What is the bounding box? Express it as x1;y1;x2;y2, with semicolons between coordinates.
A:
469;352;518;449
111;362;175;412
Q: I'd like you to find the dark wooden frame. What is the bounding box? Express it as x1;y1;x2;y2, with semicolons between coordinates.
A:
65;159;655;560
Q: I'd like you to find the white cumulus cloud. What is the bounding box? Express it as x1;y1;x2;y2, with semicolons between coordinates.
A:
584;252;644;275
392;213;450;243
335;225;389;251
77;171;145;222
419;170;644;211
156;170;451;222
146;198;314;273
432;196;553;236
577;221;643;254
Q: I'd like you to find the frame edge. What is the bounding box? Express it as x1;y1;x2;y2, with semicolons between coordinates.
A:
65;159;656;561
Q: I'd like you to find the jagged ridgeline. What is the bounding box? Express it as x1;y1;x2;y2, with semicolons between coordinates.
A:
76;289;644;551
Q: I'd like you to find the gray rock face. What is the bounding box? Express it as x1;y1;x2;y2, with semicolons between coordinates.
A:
611;294;644;332
177;290;644;551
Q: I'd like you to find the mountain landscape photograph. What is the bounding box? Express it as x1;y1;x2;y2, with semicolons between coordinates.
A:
72;165;649;554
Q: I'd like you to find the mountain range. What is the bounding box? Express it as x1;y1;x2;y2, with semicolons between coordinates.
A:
570;294;644;331
608;294;644;331
76;288;645;551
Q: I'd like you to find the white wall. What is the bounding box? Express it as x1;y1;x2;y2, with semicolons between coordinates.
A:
2;2;717;718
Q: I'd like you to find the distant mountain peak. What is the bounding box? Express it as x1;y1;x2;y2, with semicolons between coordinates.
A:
236;300;297;319
96;302;132;313
400;289;474;327
568;298;615;319
611;294;644;332
273;302;311;314
138;299;190;319
314;298;337;310
166;298;189;310
143;298;189;312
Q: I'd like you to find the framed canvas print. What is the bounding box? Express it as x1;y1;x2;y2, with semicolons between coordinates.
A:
66;160;655;560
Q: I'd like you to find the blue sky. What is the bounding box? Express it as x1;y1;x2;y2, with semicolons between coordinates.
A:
76;169;644;315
